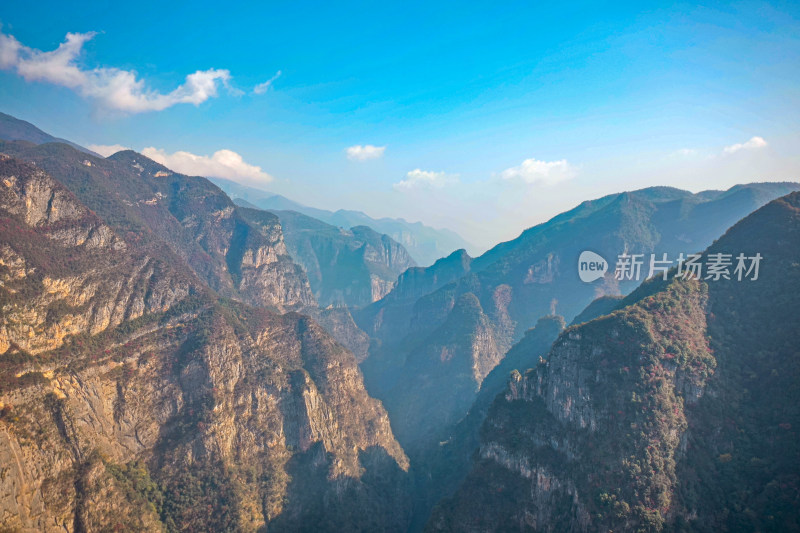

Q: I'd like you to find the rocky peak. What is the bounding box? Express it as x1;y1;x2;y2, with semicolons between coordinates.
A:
429;191;800;532
0;141;316;314
0;154;412;531
256;208;416;308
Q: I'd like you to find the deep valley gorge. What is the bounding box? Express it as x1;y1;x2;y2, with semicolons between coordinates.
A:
1;89;799;533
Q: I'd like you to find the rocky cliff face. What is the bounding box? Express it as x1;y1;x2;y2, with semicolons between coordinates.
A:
0;156;411;532
0;141;315;314
375;291;508;451
405;315;565;532
429;279;715;532
315;307;371;363
355;248;472;345
255;208;416;308
355;183;800;457
0;155;190;357
429;192;800;532
229;207;318;312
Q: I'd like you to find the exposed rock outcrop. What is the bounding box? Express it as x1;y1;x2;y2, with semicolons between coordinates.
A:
429;192;800;532
0;141;315;314
253;208;416;308
0;156;411;532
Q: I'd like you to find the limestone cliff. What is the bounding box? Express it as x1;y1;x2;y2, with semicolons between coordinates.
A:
253;208;416;308
0;141;315;314
0;156;410;532
429;192;800;532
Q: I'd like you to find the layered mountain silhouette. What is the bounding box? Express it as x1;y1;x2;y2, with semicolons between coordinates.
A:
430;191;800;532
1;112;799;532
213;177;475;266
354;182;800;457
0;112;99;157
240;206;416;308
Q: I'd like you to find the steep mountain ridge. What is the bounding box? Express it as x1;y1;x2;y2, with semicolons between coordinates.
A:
243;207;416;308
0;156;412;531
356;181;800;455
212;177;474;266
0;141;315;314
429;191;800;532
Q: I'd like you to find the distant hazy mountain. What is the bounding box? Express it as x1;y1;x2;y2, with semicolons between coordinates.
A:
431;191;800;532
0;111;99;157
355;182;800;457
238;205;417;308
211;177;474;266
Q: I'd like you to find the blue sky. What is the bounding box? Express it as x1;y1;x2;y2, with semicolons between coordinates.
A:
1;1;799;251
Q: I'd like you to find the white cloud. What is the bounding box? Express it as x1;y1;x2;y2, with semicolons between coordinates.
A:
499;158;577;185
88;143;130;157
141;147;273;184
723;136;768;154
253;70;281;95
0;30;21;69
393;169;457;190
0;28;234;113
14;31;94;88
346;144;386;161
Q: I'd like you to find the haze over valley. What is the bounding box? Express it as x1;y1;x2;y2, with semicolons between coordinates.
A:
0;2;799;531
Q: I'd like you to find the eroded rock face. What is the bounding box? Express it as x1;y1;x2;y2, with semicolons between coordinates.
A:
430;279;715;532
259;209;417;308
0;157;411;532
0;157;189;356
0;142;316;314
315;308;371;363
0;311;410;532
231;209;317;311
354;183;800;457
429;193;800;532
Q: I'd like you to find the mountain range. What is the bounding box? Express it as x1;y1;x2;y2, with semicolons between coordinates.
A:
0;137;411;531
354;181;800;460
1;111;799;532
430;190;800;532
241;207;416;309
212;177;475;266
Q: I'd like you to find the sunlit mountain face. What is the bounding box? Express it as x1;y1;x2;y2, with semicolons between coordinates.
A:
1;2;799;531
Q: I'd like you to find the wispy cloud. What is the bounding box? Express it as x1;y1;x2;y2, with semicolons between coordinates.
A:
723;136;767;154
498;158;576;185
346;144;386;161
0;30;21;69
0;28;235;113
671;137;768;159
141;147;272;184
253;70;282;95
88;143;130;157
394;169;458;190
